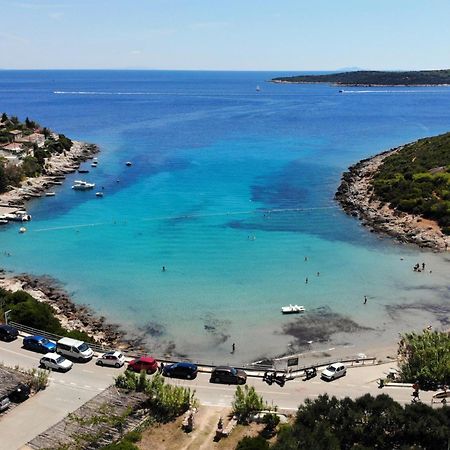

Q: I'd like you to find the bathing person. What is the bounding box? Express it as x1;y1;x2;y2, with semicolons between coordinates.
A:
162;266;166;272
305;277;308;284
364;296;367;305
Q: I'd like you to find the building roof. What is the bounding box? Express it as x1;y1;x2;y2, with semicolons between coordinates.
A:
2;143;24;152
8;130;22;135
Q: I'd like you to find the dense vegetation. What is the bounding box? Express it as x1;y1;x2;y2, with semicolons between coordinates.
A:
0;288;93;342
0;112;72;193
237;394;450;450
372;132;450;234
398;330;450;388
272;69;450;86
115;371;197;422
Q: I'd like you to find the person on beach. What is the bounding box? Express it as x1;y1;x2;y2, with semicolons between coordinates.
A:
364;296;367;305
232;342;235;353
422;262;425;270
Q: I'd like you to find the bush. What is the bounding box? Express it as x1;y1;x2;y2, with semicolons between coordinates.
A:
398;330;450;388
232;385;270;424
236;436;270;450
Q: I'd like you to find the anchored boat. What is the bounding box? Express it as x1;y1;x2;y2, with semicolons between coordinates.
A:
72;180;95;191
281;304;305;314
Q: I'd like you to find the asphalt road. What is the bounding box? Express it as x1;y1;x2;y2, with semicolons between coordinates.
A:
0;338;436;450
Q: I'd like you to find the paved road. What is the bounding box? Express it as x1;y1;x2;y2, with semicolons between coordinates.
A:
0;338;436;450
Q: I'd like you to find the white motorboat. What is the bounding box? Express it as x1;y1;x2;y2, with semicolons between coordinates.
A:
95;192;104;197
45;192;56;197
281;304;305;314
125;161;132;166
72;180;95;191
19;227;27;233
91;162;98;168
5;212;31;222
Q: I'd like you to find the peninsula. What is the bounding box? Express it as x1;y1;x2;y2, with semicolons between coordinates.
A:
272;69;450;86
335;133;450;251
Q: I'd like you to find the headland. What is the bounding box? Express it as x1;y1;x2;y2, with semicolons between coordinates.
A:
272;69;450;86
335;136;450;251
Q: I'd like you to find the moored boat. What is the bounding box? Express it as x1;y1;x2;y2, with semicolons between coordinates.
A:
281;304;305;314
95;192;104;197
45;192;56;197
72;180;95;190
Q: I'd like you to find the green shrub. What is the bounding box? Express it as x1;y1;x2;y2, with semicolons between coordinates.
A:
232;385;270;424
236;436;270;450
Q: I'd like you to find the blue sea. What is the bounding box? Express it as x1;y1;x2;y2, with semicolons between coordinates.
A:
1;71;449;364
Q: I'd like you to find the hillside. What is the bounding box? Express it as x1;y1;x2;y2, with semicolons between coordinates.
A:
272;70;450;86
372;132;450;234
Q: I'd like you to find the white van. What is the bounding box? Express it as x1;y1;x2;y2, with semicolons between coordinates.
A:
56;337;93;362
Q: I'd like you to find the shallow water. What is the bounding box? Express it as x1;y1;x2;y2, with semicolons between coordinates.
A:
1;71;449;364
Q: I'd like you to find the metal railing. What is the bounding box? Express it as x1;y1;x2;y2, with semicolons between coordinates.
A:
8;321;377;375
9;321;113;354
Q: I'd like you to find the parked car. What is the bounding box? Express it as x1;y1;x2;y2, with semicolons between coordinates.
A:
127;356;158;374
39;353;73;372
0;395;11;412
56;337;93;362
0;324;19;342
97;351;126;368
162;362;198;380
210;366;247;385
321;363;347;381
9;383;31;402
23;335;56;353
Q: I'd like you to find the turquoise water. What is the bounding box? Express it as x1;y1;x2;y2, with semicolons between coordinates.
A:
1;71;449;363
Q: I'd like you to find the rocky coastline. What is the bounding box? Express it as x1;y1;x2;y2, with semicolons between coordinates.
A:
0;270;146;352
335;146;450;251
0;140;99;213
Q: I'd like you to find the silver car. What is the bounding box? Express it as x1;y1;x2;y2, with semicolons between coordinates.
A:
321;363;346;381
96;351;126;368
40;353;73;372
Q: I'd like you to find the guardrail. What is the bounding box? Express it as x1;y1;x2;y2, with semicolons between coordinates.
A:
9;321;112;354
8;321;377;375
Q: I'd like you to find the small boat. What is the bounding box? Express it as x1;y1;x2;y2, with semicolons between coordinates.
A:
78;169;89;174
19;227;27;233
256;85;261;92
125;161;132;166
72;180;95;191
5;212;31;222
281;304;305;314
95;192;104;197
91;162;98;168
0;219;8;225
45;192;56;197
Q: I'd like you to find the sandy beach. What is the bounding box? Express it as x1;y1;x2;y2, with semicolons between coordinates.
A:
335;146;450;252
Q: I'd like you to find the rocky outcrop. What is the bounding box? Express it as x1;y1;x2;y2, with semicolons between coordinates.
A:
335;146;450;251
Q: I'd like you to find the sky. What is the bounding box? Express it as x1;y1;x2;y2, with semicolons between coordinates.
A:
1;0;450;71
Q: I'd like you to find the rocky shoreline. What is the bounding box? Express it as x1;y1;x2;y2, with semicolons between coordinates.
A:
335;146;450;251
0;140;99;213
0;270;146;352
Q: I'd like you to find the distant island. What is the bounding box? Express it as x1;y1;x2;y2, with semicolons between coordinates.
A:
272;70;450;86
335;133;450;251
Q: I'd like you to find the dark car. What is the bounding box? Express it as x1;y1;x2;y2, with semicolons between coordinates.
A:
127;356;159;374
9;383;31;402
0;324;19;342
23;335;56;353
163;362;198;380
210;366;247;385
